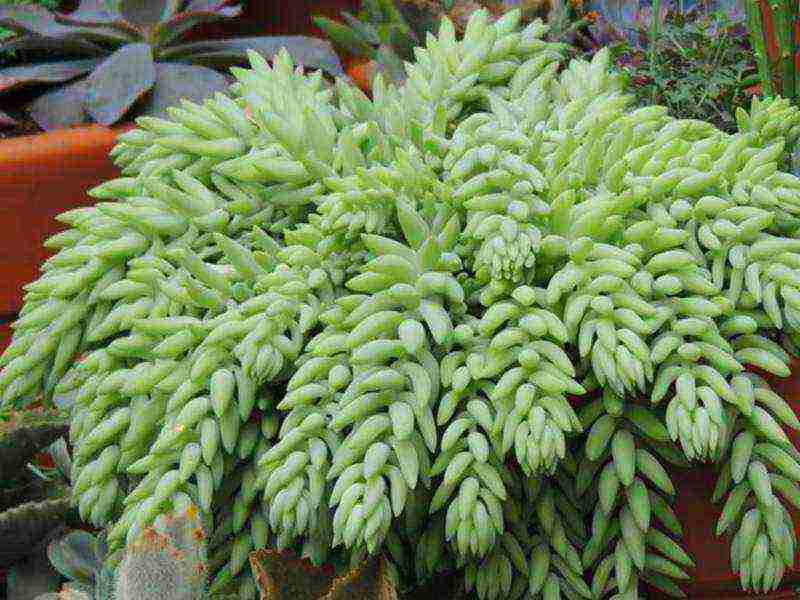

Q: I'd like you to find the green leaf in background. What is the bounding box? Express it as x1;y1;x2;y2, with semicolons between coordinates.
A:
46;530;102;584
375;43;406;84
313;15;374;57
340;10;381;45
84;42;155;125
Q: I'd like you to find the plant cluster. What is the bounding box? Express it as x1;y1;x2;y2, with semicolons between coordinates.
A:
37;505;207;599
0;0;60;41
743;0;795;103
0;0;342;130
578;3;760;135
3;7;800;599
314;0;543;84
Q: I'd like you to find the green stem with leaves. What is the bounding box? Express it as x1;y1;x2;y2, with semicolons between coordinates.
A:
649;0;662;104
774;0;795;101
747;0;775;97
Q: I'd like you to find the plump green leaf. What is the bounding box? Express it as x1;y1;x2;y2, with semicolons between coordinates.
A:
139;62;229;119
159;36;344;76
29;78;91;131
84;43;156;125
0;59;100;94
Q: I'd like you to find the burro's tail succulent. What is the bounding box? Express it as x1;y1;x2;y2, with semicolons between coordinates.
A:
3;5;800;598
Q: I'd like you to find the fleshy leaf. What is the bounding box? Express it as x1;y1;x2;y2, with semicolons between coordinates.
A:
0;5;133;44
375;44;406;84
0;498;76;568
341;11;381;45
60;0;122;23
159;36;344;76
312;16;374;57
84;42;156;126
139;62;228;119
29;78;91;131
0;59;99;94
152;2;242;47
47;530;101;583
119;0;170;27
0;409;69;481
0;35;104;56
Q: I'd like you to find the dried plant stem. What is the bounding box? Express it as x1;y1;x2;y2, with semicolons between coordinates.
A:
748;0;775;97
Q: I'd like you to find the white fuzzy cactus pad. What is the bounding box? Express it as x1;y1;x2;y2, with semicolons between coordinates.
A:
3;8;800;599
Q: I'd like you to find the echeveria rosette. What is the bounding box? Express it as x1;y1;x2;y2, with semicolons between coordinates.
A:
0;0;343;130
5;8;800;600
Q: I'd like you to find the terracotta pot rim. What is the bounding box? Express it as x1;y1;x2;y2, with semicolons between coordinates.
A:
1;122;134;144
0;122;133;169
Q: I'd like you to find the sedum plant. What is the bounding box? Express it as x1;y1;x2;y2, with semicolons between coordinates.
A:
0;0;342;130
3;7;800;599
313;0;541;84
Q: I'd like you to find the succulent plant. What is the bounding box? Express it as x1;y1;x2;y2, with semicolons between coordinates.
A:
0;0;343;130
3;7;800;600
38;505;207;600
0;407;76;570
35;529;116;599
313;0;540;84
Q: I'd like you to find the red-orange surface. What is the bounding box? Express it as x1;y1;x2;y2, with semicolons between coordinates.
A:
0;125;127;315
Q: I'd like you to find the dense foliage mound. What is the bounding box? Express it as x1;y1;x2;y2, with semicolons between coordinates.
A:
3;8;800;599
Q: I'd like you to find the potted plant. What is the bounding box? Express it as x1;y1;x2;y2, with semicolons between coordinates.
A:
313;0;540;91
3;5;800;600
0;0;343;315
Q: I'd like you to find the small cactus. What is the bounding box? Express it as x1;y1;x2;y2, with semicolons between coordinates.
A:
39;506;207;600
0;407;68;481
0;407;74;569
114;505;208;600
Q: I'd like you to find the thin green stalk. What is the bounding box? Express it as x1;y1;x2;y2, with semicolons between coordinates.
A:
747;0;775;97
650;0;662;105
773;0;795;100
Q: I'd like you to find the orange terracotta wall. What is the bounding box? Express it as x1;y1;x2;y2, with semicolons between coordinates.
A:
0;126;125;317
